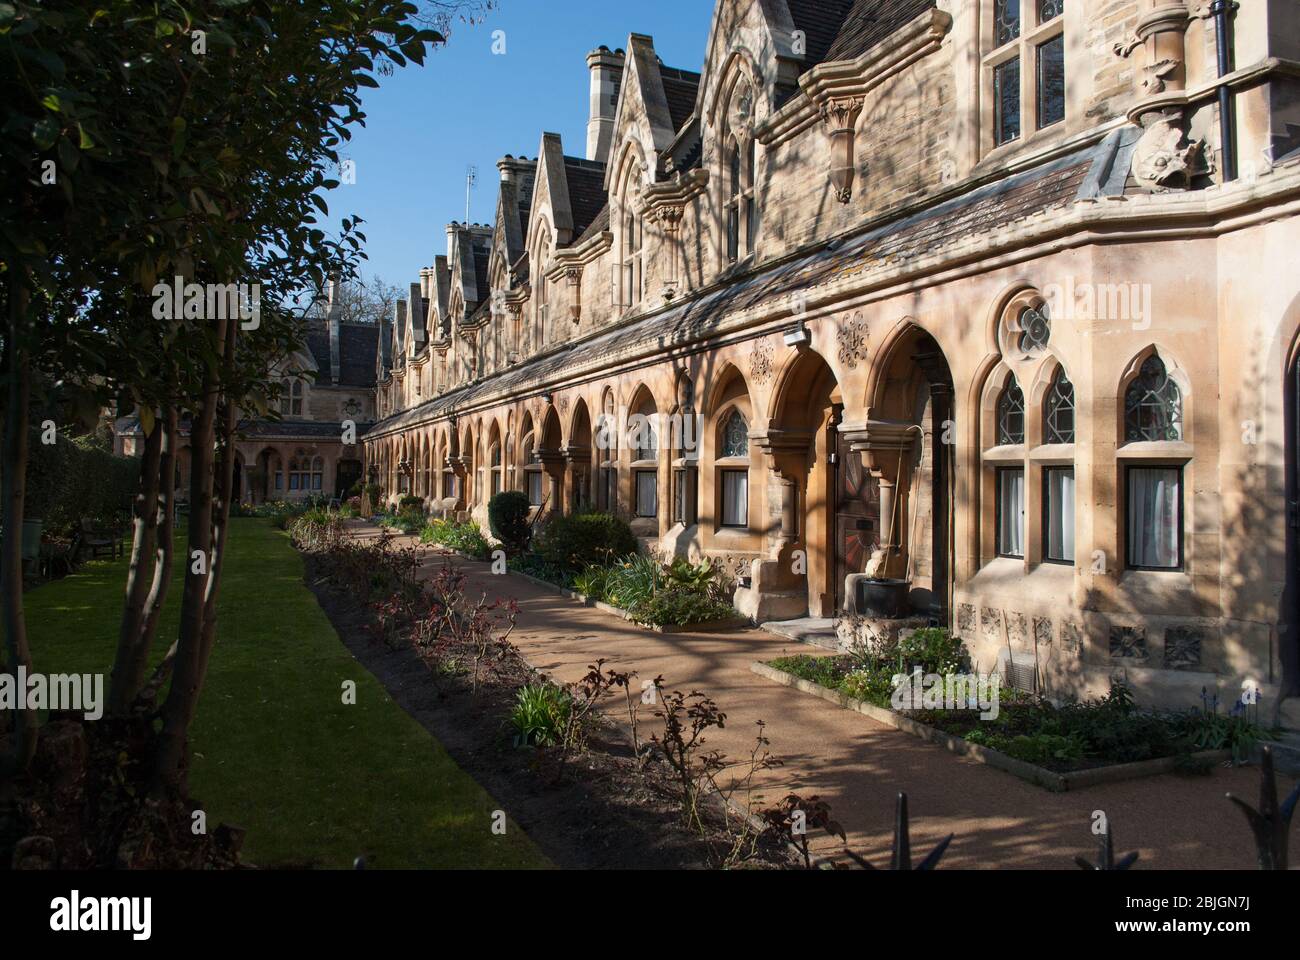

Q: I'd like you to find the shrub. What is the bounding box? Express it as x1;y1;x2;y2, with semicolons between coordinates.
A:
399;495;424;511
663;556;732;602
571;564;611;601
603;553;661;611
509;683;572;747
898;627;966;675
420;519;491;560
636;587;735;627
534;511;636;572
487;490;531;552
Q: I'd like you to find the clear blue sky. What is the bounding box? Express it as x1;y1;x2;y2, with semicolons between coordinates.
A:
328;0;716;294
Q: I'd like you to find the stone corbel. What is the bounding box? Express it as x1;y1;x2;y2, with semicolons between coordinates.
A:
563;266;583;323
819;96;864;203
1112;2;1208;192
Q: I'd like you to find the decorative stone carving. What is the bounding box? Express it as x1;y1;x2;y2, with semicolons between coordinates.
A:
819;96;864;204
1133;110;1206;191
980;606;1002;639
1109;625;1149;661
836;312;869;369
1061;620;1084;658
957;603;975;635
749;339;774;385
1006;611;1028;646
1163;626;1203;669
1033;616;1054;647
558;394;570;416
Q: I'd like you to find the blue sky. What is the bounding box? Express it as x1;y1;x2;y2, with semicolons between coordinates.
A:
329;0;716;294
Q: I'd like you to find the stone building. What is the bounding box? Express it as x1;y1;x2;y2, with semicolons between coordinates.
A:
364;0;1300;720
115;279;377;504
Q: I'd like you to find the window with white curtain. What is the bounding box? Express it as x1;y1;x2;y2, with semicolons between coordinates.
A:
1127;466;1182;569
997;467;1025;558
1043;466;1074;563
527;470;543;506
635;470;657;518
721;469;748;527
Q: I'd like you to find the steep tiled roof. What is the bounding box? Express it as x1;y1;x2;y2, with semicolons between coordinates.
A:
371;143;1101;435
303;319;379;387
660;66;701;135
784;0;937;71
573;203;610;246
472;242;492;306
562;157;608;240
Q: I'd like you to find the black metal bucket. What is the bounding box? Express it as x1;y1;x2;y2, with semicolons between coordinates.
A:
856;578;910;619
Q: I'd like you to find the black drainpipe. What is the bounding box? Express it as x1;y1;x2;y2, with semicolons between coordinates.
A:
1211;0;1239;182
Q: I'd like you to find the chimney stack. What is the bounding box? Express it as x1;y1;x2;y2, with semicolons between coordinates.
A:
327;273;342;384
586;46;624;164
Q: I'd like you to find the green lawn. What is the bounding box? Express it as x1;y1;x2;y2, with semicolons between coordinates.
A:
24;517;547;869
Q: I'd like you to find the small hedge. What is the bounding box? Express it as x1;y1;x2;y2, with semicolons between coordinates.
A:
24;430;139;536
534;511;636;572
487;490;531;553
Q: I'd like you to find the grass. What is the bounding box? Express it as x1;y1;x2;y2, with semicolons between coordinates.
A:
23;517;548;869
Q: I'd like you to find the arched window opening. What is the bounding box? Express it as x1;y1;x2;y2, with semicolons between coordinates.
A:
1044;368;1075;443
997;377;1025;445
1124;355;1182;442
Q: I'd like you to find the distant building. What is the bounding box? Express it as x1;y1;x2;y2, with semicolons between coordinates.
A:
114;279;378;504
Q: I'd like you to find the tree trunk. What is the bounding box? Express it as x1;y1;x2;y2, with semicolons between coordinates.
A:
139;404;179;663
0;281;37;778
108;407;164;715
152;313;228;795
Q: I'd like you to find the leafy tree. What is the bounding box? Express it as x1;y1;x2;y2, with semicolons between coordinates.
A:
0;0;460;835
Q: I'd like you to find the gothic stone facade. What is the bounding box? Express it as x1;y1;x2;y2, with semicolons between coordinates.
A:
365;0;1300;717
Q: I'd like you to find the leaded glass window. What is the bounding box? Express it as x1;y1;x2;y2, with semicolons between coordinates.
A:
720;410;748;458
1037;34;1065;129
1045;368;1075;444
1039;0;1064;23
1124;356;1183;442
997;378;1026;445
995;0;1021;46
994;58;1021;145
1017;304;1050;353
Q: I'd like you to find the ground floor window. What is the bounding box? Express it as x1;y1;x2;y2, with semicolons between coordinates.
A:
720;469;748;527
673;466;697;525
600;464;616;512
635;470;657;518
1126;465;1182;570
1043;466;1074;563
527;469;544;506
996;467;1025;558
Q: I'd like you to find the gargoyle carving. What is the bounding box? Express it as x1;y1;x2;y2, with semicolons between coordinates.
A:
1133;112;1205;191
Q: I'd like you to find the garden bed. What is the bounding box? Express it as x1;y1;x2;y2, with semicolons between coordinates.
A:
510;568;752;633
752;660;1234;792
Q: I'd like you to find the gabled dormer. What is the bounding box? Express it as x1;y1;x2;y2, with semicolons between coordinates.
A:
524;132;608;355
601;33;702;312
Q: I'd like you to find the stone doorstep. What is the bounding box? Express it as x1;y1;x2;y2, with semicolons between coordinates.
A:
751;660;1232;793
760;617;838;649
510;569;752;635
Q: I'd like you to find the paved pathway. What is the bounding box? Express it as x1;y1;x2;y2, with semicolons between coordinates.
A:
354;523;1294;868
